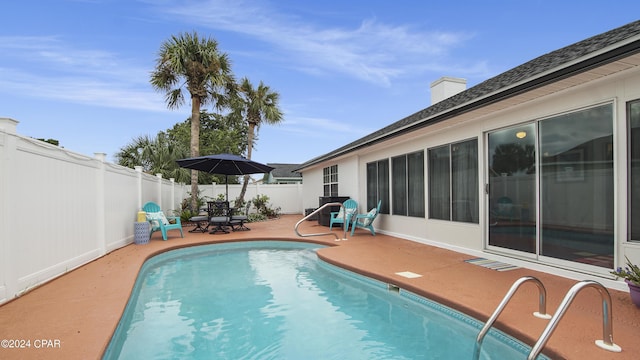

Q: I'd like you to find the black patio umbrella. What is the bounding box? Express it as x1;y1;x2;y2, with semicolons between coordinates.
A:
176;153;274;201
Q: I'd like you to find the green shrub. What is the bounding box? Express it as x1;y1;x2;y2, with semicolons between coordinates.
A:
179;209;196;223
176;189;211;221
251;194;281;219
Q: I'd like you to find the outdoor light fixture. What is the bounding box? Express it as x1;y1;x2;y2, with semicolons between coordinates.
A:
516;131;527;139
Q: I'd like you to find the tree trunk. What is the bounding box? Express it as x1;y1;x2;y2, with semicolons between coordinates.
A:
190;97;201;212
236;122;255;207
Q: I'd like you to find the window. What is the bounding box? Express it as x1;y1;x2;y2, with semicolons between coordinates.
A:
428;145;450;220
629;100;640;241
428;138;478;223
391;151;425;217
452;140;479;222
323;165;338;196
392;155;407;215
366;159;390;214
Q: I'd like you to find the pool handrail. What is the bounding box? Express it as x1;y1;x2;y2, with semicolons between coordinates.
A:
473;276;552;360
527;280;621;360
295;202;348;241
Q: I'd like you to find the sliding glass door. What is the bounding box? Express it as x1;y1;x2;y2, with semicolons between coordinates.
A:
487;124;537;254
486;103;614;269
539;104;614;268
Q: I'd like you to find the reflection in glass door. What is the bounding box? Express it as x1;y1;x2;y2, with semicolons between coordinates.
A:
487;124;537;254
486;104;614;270
539;104;614;268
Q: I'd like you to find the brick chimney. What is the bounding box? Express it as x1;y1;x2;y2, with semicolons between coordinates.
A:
430;77;466;105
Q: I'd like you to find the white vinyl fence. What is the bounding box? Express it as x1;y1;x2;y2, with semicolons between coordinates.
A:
0;118;303;305
198;182;303;214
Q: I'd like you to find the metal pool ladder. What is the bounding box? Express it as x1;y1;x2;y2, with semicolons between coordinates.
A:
473;276;552;360
527;280;621;360
473;276;622;360
294;202;348;241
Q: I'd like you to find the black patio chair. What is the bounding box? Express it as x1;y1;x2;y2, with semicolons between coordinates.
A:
207;201;232;234
230;201;251;231
188;207;210;233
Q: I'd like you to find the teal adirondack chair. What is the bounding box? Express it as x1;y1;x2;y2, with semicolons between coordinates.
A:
142;201;183;241
350;200;382;236
329;199;358;231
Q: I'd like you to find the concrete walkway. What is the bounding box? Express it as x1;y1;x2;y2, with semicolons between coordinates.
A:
0;215;638;359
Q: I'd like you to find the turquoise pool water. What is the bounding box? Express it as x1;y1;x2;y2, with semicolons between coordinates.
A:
103;241;547;359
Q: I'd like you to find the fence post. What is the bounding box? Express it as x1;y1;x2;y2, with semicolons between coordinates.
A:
170;178;175;212
0;118;19;302
156;173;163;208
94;153;107;256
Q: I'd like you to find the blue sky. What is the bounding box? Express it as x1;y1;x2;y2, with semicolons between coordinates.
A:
2;1;639;165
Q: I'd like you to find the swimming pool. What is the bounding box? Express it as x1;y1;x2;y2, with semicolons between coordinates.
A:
103;241;548;359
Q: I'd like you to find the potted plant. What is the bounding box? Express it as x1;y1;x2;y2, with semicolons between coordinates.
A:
611;256;640;307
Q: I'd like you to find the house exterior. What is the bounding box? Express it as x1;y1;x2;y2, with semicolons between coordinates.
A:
296;20;640;289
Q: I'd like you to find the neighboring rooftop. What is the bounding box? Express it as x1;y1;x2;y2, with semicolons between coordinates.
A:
263;163;302;184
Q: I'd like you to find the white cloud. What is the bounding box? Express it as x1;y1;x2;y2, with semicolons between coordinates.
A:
156;0;475;86
0;36;162;111
0;70;164;112
277;115;372;141
1;36;120;72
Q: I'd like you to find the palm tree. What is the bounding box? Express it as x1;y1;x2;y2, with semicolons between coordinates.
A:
115;135;152;170
236;77;283;205
150;32;235;211
115;133;190;183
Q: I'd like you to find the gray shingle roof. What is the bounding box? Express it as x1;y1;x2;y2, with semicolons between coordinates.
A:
267;163;302;178
297;20;640;170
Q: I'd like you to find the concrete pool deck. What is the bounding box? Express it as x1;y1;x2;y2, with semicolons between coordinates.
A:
0;215;639;359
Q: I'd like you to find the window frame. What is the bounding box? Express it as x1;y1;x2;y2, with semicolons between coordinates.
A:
391;150;425;217
428;138;479;223
323;165;338;196
628;99;640;242
366;159;390;214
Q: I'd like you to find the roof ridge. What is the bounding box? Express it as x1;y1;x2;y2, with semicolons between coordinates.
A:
298;20;640;170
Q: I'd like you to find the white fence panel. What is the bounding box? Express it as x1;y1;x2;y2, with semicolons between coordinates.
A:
0;118;304;305
141;174;157;205
104;164;139;251
11;137;102;297
0;120;15;303
196;183;303;214
252;183;303;214
160;178;176;215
